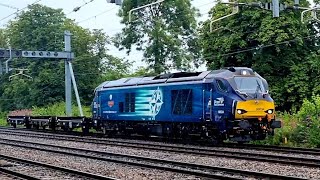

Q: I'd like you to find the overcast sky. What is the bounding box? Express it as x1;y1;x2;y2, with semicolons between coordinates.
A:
0;0;315;72
0;0;215;71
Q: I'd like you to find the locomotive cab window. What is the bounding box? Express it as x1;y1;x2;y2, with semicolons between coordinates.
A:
216;80;228;92
234;77;266;94
171;89;193;115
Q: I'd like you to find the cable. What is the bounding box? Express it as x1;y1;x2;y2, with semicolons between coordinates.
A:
197;1;219;8
210;34;318;58
0;3;19;10
0;83;52;101
67;0;95;15
77;7;117;24
0;0;42;24
78;0;215;32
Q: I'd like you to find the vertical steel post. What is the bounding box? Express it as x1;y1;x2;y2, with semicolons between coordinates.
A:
5;47;12;73
64;31;72;116
272;0;280;17
202;89;205;120
68;61;83;117
0;60;3;75
210;89;213;121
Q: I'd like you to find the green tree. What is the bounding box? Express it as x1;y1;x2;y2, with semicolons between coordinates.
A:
0;4;111;110
102;54;133;80
199;0;319;111
115;0;200;74
0;29;8;47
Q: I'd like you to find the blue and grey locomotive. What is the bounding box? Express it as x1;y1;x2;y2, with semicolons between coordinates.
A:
92;67;281;142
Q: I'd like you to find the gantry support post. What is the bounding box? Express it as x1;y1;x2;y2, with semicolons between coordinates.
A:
64;31;72;116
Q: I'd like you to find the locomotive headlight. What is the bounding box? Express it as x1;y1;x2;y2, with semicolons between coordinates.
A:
237;109;247;114
266;109;274;114
241;70;248;75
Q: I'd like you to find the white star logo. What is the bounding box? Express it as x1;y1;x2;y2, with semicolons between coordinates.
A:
149;87;163;117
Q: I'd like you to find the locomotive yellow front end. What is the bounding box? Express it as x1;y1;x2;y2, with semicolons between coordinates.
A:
227;68;281;142
235;99;275;121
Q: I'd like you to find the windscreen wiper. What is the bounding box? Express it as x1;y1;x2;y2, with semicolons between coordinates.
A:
235;89;249;98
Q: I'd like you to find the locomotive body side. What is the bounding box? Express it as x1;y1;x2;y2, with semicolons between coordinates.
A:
92;67;281;142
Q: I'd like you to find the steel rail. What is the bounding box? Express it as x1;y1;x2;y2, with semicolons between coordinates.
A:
0;152;117;180
1;133;320;168
1;127;320;156
6;126;320;154
0;166;41;180
1;129;320;164
224;143;320;154
0;137;306;180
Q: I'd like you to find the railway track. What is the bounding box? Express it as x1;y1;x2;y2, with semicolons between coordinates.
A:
1;126;319;155
1;127;320;169
0;165;40;180
0;136;305;180
0;152;116;180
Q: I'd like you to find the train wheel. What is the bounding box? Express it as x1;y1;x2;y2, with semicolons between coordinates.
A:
12;123;17;128
102;125;114;137
82;126;89;135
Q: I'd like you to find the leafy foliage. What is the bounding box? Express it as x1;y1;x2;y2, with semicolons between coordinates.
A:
0;111;8;126
0;4;132;111
32;102;91;117
256;95;320;147
115;0;200;73
199;0;319;111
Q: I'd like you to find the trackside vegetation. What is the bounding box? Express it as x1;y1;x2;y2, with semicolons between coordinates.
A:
0;1;319;148
31;102;91;117
256;95;320;148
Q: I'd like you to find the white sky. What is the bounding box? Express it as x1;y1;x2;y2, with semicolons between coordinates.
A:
0;0;315;72
0;0;215;72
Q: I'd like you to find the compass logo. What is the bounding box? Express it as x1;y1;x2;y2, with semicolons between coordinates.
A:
149;87;163;117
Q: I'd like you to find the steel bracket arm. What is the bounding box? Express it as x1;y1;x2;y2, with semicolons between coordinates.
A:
210;5;239;33
129;0;165;22
301;7;320;23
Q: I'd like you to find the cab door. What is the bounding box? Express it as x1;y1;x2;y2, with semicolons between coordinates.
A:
212;79;229;129
92;92;98;119
93;91;102;119
203;83;213;121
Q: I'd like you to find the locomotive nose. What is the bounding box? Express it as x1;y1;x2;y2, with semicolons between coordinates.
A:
235;100;275;120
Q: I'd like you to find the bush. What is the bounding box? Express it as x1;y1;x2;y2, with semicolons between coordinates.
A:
0;111;8;126
296;95;320;147
256;95;320;147
254;112;300;146
32;102;91;117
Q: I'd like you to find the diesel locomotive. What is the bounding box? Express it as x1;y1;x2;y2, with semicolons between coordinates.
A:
92;67;281;142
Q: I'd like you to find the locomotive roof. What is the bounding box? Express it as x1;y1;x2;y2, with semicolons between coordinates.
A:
97;67;255;89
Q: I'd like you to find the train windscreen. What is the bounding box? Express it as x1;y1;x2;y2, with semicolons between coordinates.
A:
234;77;266;94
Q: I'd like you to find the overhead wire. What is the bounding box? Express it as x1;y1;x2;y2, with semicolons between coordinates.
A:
0;0;42;25
66;0;95;15
1;0;317;71
0;83;52;101
0;3;19;10
76;7;117;24
2;33;318;84
210;34;318;58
